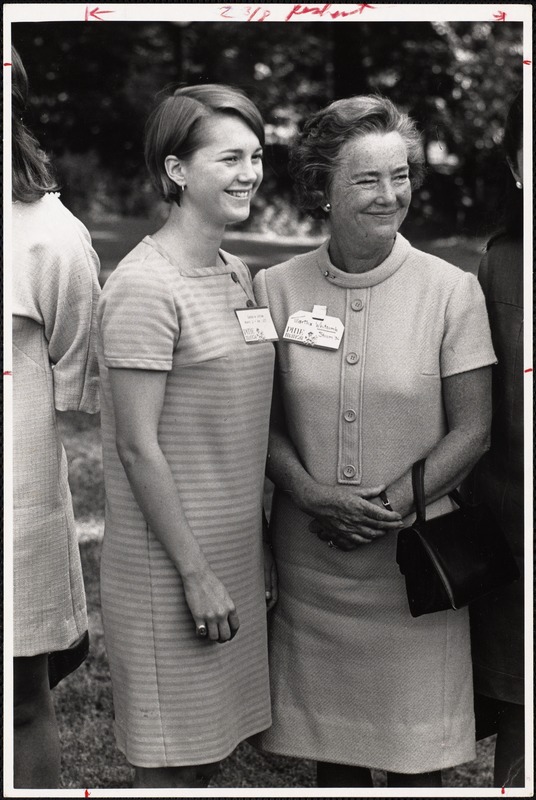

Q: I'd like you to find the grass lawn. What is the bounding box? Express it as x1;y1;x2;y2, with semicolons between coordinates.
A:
53;230;495;790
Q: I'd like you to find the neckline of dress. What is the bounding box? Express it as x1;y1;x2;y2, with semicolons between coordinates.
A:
316;233;411;288
143;235;234;276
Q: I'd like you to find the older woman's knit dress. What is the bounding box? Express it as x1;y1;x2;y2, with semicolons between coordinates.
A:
253;234;496;773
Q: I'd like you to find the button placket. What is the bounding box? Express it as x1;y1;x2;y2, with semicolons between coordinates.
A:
338;289;369;484
230;269;256;308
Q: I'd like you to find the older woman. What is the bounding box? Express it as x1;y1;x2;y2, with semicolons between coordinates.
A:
98;85;275;788
253;95;496;788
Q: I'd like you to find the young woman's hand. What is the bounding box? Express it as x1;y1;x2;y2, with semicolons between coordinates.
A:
182;568;239;644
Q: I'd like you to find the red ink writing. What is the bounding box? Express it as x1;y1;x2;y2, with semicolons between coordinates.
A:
286;3;374;22
219;5;270;21
85;6;114;21
493;10;507;22
245;6;271;21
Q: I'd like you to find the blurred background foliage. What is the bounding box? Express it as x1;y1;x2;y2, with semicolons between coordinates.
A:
13;20;522;236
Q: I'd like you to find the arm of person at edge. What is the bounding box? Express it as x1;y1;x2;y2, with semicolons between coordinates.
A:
109;367;239;643
267;366;491;551
262;509;278;611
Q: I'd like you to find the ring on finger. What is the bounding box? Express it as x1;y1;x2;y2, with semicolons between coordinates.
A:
327;539;340;549
196;624;208;637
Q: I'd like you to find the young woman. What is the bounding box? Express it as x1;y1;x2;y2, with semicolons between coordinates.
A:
97;85;276;788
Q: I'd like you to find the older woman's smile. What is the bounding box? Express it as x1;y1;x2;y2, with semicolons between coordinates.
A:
327;131;411;266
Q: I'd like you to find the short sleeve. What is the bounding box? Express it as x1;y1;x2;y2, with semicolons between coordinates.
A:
32;214;101;414
440;271;497;377
99;261;179;371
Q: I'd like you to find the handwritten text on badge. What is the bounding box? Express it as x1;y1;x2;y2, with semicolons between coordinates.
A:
235;307;279;343
283;311;344;350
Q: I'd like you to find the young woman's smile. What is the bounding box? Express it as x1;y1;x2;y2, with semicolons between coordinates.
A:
179;115;263;228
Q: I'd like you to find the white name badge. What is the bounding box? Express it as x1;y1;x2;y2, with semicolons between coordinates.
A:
235;307;279;343
283;311;344;350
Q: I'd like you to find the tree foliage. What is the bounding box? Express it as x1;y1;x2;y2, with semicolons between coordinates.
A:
13;20;523;233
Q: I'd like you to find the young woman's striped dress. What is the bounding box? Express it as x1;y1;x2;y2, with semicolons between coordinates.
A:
97;236;273;767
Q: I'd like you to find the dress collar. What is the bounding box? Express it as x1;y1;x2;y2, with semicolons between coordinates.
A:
143;235;236;277
315;233;411;288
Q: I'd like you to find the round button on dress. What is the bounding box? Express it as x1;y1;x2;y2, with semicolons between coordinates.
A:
346;352;359;364
351;299;364;311
343;410;357;423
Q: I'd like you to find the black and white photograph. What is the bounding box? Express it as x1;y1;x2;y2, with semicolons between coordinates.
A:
3;3;533;795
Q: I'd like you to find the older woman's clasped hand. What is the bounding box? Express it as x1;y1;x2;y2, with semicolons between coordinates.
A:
299;482;403;550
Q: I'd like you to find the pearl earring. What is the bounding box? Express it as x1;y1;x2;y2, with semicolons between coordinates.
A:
323;203;331;212
515;180;522;190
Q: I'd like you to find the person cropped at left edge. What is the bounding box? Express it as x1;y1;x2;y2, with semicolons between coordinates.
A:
11;47;101;788
253;95;497;788
97;84;276;789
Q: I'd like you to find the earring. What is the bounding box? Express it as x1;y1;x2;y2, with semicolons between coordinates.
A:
323;203;331;212
174;183;187;207
515;180;523;190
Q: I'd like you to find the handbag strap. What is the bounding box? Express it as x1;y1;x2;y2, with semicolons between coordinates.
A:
411;459;466;520
411;458;427;523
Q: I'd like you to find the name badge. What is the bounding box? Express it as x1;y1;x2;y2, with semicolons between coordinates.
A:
283;310;344;350
235;307;279;343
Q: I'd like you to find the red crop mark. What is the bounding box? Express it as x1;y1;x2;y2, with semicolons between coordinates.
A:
4;62;12;66
3;371;12;376
523;60;532;65
501;787;506;795
493;10;507;21
85;6;114;21
524;368;533;373
85;791;91;798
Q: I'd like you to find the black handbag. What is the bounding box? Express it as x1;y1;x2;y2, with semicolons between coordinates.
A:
48;630;90;689
396;459;520;618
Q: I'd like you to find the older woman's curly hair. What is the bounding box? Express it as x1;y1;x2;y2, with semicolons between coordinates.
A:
289;95;425;220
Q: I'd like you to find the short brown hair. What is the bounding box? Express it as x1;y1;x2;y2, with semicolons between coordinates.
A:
289;95;425;220
144;84;265;203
